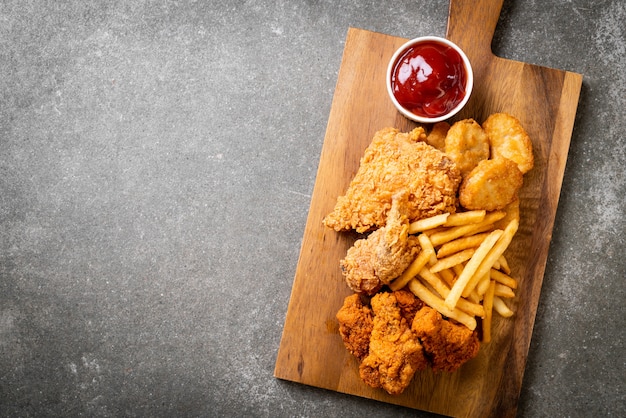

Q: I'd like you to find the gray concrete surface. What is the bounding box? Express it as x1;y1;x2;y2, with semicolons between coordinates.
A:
1;1;624;417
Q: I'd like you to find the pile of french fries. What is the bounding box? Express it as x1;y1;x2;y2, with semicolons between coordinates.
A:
389;209;519;343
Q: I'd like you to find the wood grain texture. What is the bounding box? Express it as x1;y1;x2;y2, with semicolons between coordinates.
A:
275;1;582;415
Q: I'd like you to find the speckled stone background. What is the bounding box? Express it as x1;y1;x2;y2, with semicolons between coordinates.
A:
1;1;624;417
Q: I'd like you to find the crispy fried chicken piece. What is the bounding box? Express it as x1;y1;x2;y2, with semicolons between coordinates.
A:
340;193;420;295
483;113;534;174
425;121;450;151
359;292;428;395
371;197;418;285
336;290;424;364
394;289;425;325
323;127;462;233
459;157;523;211
444;118;491;178
336;294;374;361
411;306;480;373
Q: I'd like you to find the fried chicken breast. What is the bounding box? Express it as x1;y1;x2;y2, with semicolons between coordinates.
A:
323;127;462;233
340;193;420;295
359;292;428;395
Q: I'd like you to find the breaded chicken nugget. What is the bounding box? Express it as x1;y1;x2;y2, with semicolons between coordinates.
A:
425;121;450;151
483;113;534;174
444;119;490;178
459;158;523;211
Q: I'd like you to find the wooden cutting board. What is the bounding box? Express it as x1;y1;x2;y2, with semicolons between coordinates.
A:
274;1;582;416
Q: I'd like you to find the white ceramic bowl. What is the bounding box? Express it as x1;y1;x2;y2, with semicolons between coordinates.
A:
386;36;473;124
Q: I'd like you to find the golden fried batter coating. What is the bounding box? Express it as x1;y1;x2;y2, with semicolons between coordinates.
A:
359;292;428;395
340;194;421;295
394;289;425;325
425;121;450;151
323;127;462;233
336;290;424;364
411;306;480;372
444;119;490;178
483;113;534;174
336;294;374;361
459;158;523;211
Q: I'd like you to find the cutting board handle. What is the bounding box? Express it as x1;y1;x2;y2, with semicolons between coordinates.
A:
446;0;505;63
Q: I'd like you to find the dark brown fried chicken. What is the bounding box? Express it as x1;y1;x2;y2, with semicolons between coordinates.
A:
339;193;420;295
337;291;480;394
336;294;373;361
358;292;428;395
412;306;480;373
394;289;425;325
323;127;461;233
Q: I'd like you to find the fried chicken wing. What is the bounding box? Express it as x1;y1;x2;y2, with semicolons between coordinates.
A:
394;288;425;325
336;294;374;361
359;292;428;395
459;158;523;211
483;113;534;174
340;193;420;295
412;306;480;372
323;127;462;233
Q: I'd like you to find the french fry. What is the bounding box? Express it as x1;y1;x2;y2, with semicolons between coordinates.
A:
452;263;464;277
493;296;514;317
430;223;487;247
436;232;491;258
481;211;508;224
462;219;519;297
482;280;496;343
476;272;492;296
462;222;500;237
421;225;448;237
498;255;511;274
430;248;475;273
466;291;481;304
437;267;456;287
418;268;449;298
408;213;449;234
429;211;505;247
389;247;433;291
490;268;518;289
457;297;485;318
408;279;477;330
445;229;503;309
418;233;438;266
495;283;515;298
444;210;486;226
418;269;485;318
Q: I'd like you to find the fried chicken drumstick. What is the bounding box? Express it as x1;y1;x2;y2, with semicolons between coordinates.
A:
339;193;420;295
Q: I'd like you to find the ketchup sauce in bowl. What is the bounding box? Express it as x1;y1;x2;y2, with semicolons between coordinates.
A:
387;37;473;123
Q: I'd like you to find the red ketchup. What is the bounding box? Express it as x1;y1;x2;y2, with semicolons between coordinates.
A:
390;41;467;118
